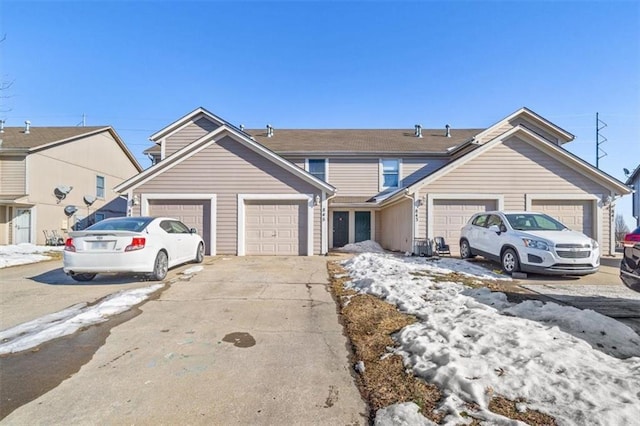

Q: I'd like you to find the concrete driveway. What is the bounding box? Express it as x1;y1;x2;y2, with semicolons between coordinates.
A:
2;256;367;425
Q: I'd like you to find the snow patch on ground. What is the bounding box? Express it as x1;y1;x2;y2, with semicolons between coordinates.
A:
336;240;385;253
0;284;163;355
181;265;204;275
0;244;63;269
342;252;640;425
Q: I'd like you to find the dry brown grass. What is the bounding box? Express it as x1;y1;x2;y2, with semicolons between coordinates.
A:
44;250;63;261
328;259;556;425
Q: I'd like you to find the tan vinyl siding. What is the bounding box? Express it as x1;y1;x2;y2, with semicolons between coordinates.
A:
417;136;612;248
282;156;306;169
164;117;220;158
378;199;412;253
135;135;322;255
402;158;448;187
327;158;379;196
0;156;27;194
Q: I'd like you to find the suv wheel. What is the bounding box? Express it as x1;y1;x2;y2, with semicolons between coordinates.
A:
460;239;473;259
501;248;520;275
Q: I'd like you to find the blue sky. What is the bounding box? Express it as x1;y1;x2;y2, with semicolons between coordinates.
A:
1;1;639;226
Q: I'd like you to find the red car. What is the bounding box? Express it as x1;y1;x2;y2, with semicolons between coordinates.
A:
620;226;640;292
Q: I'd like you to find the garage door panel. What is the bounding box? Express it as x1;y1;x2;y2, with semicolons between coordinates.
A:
245;201;307;255
148;199;212;255
432;199;497;255
532;200;593;237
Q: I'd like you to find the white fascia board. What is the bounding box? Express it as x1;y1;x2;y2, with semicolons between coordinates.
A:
475;107;574;144
114;126;228;193
149;107;226;141
224;127;336;194
513;127;632;194
118;124;336;195
237;194;314;256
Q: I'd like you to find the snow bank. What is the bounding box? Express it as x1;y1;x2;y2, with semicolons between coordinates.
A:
0;284;163;354
342;252;640;425
0;244;64;268
337;240;385;253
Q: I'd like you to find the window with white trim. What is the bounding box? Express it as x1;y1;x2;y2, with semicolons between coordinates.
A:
380;159;400;189
96;176;105;198
307;159;327;181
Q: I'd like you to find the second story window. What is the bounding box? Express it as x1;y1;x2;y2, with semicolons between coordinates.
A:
96;175;105;199
381;159;400;189
307;159;327;181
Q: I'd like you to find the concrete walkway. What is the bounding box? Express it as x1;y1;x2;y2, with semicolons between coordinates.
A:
4;256;367;425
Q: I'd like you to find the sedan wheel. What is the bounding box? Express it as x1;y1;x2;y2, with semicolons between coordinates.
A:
151;251;168;281
194;243;204;264
460;239;473;259
71;273;96;282
501;248;520;274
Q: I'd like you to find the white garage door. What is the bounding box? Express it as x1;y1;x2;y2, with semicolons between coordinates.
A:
432;199;498;255
148;200;211;254
245;201;307;255
532;200;593;237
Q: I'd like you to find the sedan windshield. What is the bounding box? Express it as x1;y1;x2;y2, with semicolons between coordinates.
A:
505;213;567;231
86;217;153;232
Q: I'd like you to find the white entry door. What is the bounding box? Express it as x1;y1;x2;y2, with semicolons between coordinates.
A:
15;209;32;244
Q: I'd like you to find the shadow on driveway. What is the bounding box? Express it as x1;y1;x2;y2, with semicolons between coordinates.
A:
28;268;153;286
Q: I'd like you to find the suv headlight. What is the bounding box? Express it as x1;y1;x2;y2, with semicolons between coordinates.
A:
522;238;550;251
591;239;599;249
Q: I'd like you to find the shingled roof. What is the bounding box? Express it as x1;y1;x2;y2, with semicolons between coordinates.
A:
143;127;483;156
246;128;481;154
0;126;109;150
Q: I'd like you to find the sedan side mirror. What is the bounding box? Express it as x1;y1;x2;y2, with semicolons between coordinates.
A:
190;228;198;234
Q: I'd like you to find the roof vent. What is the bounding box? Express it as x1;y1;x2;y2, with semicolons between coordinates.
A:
0;119;5;133
266;124;274;138
445;124;451;138
414;124;423;138
239;124;245;131
24;120;31;134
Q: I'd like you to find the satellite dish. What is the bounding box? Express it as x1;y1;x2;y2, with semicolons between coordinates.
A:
54;185;73;202
64;205;78;217
623;168;630;176
83;195;97;206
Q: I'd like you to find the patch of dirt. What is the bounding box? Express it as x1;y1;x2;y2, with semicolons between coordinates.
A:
328;260;556;425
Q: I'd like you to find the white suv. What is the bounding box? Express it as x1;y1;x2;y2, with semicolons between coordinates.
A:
459;211;599;276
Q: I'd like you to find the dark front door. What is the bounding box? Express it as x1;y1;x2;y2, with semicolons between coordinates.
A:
332;211;349;248
355;211;371;242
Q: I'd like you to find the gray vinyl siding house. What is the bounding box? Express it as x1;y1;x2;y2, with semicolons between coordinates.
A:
0;126;142;245
121;106;631;257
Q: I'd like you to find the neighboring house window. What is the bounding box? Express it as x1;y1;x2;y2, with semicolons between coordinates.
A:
380;159;400;189
96;176;105;198
307;159;327;181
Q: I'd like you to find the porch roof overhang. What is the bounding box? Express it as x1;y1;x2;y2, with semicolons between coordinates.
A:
0;195;33;206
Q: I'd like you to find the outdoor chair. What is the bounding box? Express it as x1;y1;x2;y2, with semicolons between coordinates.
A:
434;236;451;256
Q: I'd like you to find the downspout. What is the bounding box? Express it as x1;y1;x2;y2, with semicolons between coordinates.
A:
323;192;338;255
401;189;417;255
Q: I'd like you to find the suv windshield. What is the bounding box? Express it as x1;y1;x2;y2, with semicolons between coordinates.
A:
87;217;153;232
505;213;567;231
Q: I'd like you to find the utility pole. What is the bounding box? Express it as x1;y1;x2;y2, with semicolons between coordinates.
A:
596;112;607;169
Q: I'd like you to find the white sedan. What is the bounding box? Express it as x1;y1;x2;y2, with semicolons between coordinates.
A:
63;216;205;282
